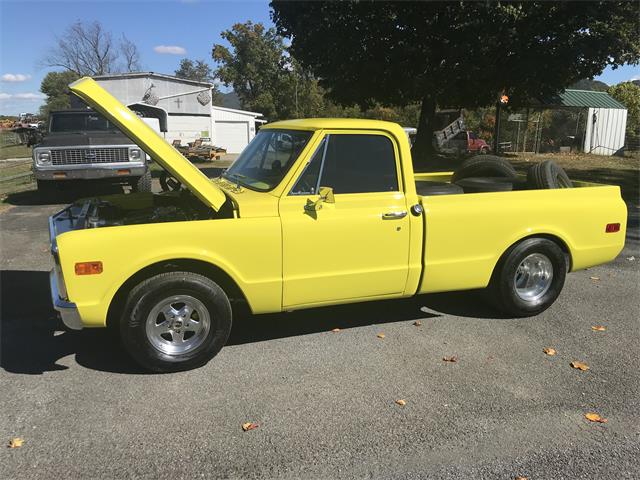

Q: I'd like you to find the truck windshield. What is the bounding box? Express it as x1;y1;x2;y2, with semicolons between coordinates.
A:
222;129;312;191
50;112;118;132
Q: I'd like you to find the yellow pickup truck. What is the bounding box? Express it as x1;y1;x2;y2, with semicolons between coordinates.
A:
49;78;627;372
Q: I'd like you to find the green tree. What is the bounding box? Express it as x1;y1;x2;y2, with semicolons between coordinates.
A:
174;58;222;105
212;21;322;120
271;1;640;164
39;70;81;119
608;81;640;138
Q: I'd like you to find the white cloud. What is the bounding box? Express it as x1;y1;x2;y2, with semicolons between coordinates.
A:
0;92;44;101
154;45;187;55
1;73;32;82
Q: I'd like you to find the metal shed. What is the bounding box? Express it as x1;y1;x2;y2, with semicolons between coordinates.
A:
541;89;628;156
92;72;263;153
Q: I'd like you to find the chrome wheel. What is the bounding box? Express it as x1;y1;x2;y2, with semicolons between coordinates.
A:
514;253;554;301
145;295;211;355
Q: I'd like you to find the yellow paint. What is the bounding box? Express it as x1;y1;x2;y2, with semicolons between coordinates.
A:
54;89;627;327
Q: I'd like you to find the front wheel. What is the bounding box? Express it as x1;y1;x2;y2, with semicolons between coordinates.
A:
120;271;232;372
488;238;567;317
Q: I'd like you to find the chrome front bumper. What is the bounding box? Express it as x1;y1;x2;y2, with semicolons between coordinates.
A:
50;270;83;330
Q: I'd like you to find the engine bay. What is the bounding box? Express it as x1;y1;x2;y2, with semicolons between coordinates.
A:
56;190;233;231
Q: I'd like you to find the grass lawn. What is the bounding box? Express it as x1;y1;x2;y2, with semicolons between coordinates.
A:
0;144;31;160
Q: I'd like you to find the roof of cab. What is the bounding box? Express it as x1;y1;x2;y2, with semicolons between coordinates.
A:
262;118;403;131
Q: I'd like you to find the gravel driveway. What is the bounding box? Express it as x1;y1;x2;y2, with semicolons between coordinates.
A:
1;193;638;479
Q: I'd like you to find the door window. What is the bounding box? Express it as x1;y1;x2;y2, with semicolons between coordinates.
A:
291;134;398;195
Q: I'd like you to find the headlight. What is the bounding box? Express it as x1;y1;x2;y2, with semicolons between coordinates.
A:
36;151;51;165
129;148;141;160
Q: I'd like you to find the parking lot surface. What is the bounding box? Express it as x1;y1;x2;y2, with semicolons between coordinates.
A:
1;192;639;479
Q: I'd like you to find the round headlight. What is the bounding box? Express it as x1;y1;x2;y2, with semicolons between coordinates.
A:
37;151;51;164
129;148;141;160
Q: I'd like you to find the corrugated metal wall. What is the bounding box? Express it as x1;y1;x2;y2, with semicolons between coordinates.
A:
583;107;627;156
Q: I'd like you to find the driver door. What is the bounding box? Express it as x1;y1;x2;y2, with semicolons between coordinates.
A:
279;132;411;308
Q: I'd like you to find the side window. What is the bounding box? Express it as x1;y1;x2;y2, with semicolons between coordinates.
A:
290;139;325;195
321;134;398;194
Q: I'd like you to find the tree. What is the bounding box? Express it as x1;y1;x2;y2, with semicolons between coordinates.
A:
608;81;640;138
212;21;323;120
43;20;141;76
175;58;215;83
39;71;81;118
271;1;640;164
175;58;223;105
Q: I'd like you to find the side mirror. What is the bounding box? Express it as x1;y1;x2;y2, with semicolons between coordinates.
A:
318;186;334;204
304;186;334;212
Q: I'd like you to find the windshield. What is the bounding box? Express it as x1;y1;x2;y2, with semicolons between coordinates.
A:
50;112;118;132
222;129;313;191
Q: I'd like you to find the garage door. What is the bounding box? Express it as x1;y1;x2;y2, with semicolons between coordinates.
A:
215;121;249;154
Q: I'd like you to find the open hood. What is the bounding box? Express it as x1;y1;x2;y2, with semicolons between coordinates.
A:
68;77;227;211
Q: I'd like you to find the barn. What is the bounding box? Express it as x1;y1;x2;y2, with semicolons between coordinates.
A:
92;72;263;153
542;89;628;156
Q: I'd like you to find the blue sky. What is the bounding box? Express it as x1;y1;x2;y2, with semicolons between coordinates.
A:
1;0;639;116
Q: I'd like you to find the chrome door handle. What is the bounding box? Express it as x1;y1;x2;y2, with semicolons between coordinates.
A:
382;211;408;220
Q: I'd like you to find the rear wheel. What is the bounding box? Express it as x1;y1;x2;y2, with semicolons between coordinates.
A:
489;238;567;317
120;271;232;372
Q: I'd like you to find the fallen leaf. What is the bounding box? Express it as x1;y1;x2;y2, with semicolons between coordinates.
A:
571;361;590;371
590;276;600;281
395;399;406;406
585;412;608;423
591;325;606;331
241;422;259;432
413;320;422;327
377;333;385;339
543;347;557;356
330;328;341;333
442;355;458;363
8;438;23;448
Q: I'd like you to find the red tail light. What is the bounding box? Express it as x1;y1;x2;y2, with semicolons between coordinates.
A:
605;223;620;233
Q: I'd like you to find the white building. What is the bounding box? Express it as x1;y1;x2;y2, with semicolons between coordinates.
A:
92;72;263;153
544;89;628;156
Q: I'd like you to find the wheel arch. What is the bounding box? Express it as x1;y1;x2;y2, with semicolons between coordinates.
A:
491;232;573;284
106;258;251;330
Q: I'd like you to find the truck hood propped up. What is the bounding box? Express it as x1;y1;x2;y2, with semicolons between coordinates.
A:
68;77;227;211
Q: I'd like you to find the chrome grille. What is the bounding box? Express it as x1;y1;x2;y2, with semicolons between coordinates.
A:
51;147;130;165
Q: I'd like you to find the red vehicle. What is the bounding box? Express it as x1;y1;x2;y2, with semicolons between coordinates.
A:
446;130;491;155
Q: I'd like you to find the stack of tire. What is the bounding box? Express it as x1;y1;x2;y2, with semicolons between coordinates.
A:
450;155;573;193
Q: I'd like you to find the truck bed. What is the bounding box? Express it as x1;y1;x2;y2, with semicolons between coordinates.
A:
413;172;627;294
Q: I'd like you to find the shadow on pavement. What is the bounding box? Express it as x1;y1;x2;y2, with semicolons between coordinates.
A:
0;270;516;375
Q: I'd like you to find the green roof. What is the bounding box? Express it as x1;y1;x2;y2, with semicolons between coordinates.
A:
542;89;626;109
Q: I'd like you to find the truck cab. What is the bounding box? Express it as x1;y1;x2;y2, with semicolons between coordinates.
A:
32;109;152;199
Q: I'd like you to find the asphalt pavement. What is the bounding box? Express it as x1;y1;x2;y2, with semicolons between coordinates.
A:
1;192;639;479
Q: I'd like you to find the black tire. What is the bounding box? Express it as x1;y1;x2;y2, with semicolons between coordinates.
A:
37;179;58;202
527;160;572;189
133;170;152;192
415;181;464;196
488;238;567;317
120;271;232;372
451;155;517;183
454;177;515;193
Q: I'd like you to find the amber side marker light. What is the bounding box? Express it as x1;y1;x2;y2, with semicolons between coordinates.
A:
75;261;103;275
605;223;620;233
